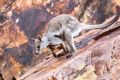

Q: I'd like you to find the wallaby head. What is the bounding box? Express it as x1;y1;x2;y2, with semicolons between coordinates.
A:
33;36;49;55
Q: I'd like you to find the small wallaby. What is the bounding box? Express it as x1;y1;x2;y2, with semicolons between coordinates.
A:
34;6;120;58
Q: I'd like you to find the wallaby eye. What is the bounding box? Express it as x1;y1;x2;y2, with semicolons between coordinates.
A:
37;45;40;49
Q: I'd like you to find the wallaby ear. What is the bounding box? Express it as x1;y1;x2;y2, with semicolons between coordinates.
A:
31;38;37;42
37;35;41;41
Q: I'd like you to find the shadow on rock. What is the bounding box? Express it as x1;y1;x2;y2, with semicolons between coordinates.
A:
3;42;34;67
11;6;54;39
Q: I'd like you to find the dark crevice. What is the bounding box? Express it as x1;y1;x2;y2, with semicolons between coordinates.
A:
94;25;120;40
0;73;4;80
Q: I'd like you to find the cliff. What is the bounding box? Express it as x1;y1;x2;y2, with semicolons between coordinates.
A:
0;0;120;80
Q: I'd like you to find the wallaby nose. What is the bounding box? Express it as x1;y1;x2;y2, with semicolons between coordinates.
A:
35;52;39;55
34;51;39;55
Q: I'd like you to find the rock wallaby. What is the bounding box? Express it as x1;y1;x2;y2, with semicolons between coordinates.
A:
34;6;120;58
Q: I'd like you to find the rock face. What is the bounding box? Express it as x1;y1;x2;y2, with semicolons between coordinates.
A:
18;22;120;80
0;0;120;80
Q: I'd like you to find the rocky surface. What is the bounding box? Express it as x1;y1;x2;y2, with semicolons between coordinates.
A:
18;22;120;80
0;0;120;80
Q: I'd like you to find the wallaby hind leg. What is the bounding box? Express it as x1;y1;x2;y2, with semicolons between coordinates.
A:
64;29;77;53
54;33;71;52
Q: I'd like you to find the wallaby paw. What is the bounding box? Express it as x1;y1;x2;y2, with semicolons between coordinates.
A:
72;50;77;54
65;53;73;59
45;57;50;60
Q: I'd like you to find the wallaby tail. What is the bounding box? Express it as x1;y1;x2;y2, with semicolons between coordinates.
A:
81;5;120;30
